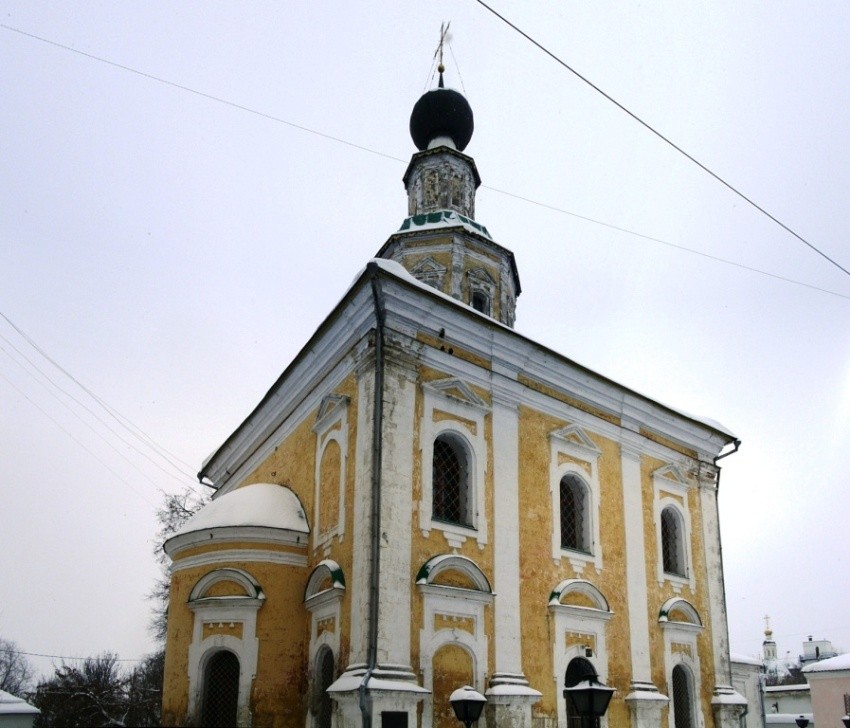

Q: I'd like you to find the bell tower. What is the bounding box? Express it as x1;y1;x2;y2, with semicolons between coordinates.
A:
377;68;521;327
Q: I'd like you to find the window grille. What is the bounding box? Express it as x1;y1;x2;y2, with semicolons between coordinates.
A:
672;664;694;728
560;476;588;552
662;507;685;576
432;436;469;526
201;651;240;728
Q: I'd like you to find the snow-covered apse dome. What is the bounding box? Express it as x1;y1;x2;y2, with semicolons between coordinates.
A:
164;483;309;557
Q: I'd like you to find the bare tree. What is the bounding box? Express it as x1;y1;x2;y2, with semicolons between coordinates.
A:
0;638;34;696
32;654;126;727
149;486;208;642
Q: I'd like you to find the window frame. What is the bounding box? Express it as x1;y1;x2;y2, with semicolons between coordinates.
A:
653;464;695;591
419;379;489;549
432;432;473;527
549;424;603;573
559;473;591;554
661;505;687;577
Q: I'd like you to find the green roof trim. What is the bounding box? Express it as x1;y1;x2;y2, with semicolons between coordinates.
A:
397;210;491;239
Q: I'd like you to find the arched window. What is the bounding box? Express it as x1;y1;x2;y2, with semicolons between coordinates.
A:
560;475;590;553
661;506;686;576
201;651;240;728
432;434;471;527
671;664;695;728
313;646;335;728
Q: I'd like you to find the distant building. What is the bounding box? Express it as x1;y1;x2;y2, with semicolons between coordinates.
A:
802;652;850;726
730;653;764;728
763;685;812;726
161;71;748;727
0;690;39;728
762;623;792;683
800;637;838;668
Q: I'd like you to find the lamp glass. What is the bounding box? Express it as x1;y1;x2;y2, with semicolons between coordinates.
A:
564;679;615;718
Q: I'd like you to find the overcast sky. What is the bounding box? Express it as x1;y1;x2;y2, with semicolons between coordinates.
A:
2;2;849;680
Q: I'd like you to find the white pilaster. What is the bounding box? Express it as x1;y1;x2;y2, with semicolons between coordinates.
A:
376;361;416;668
621;437;669;725
348;366;375;667
699;466;747;727
486;386;541;722
621;439;654;687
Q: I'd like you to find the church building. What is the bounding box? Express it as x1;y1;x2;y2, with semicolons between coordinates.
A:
161;68;748;728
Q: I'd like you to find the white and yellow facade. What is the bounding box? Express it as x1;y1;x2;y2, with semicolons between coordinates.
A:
161;82;747;728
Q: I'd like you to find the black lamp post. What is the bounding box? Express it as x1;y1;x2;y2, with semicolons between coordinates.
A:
794;717;809;728
563;676;615;727
449;685;486;728
842;716;850;728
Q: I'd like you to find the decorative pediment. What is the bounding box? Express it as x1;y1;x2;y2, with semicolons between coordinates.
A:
466;266;496;289
416;554;491;593
549;579;610;612
313;394;349;433
550;424;602;459
423;377;487;409
659;597;703;630
409;256;447;289
653;463;690;488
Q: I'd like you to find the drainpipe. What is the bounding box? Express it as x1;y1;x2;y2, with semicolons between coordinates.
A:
360;262;386;727
709;438;742;689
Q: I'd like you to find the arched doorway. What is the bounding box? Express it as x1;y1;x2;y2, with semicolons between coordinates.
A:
314;646;335;728
671;664;694;728
564;657;598;728
432;644;474;728
201;650;240;727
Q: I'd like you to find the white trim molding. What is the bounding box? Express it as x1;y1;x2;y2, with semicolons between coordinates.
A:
312;394;350;555
653;463;696;592
186;568;264;728
658;598;705;728
417;557;493;728
548;579;613;728
549;424;603;573
420;378;490;549
304;560;346;724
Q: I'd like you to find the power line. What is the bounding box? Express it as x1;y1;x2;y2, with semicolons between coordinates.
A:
0;369;156;507
0;311;203;489
1;648;147;663
1;23;847;301
484;185;850;301
472;0;850;279
0;24;403;165
0;334;191;489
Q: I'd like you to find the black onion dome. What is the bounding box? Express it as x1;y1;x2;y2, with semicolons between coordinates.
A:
409;87;474;152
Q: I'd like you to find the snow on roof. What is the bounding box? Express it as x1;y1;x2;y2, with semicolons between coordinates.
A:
802;652;850;673
173;483;309;536
395;210;492;240
0;690;40;715
730;652;763;667
368;258;736;439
